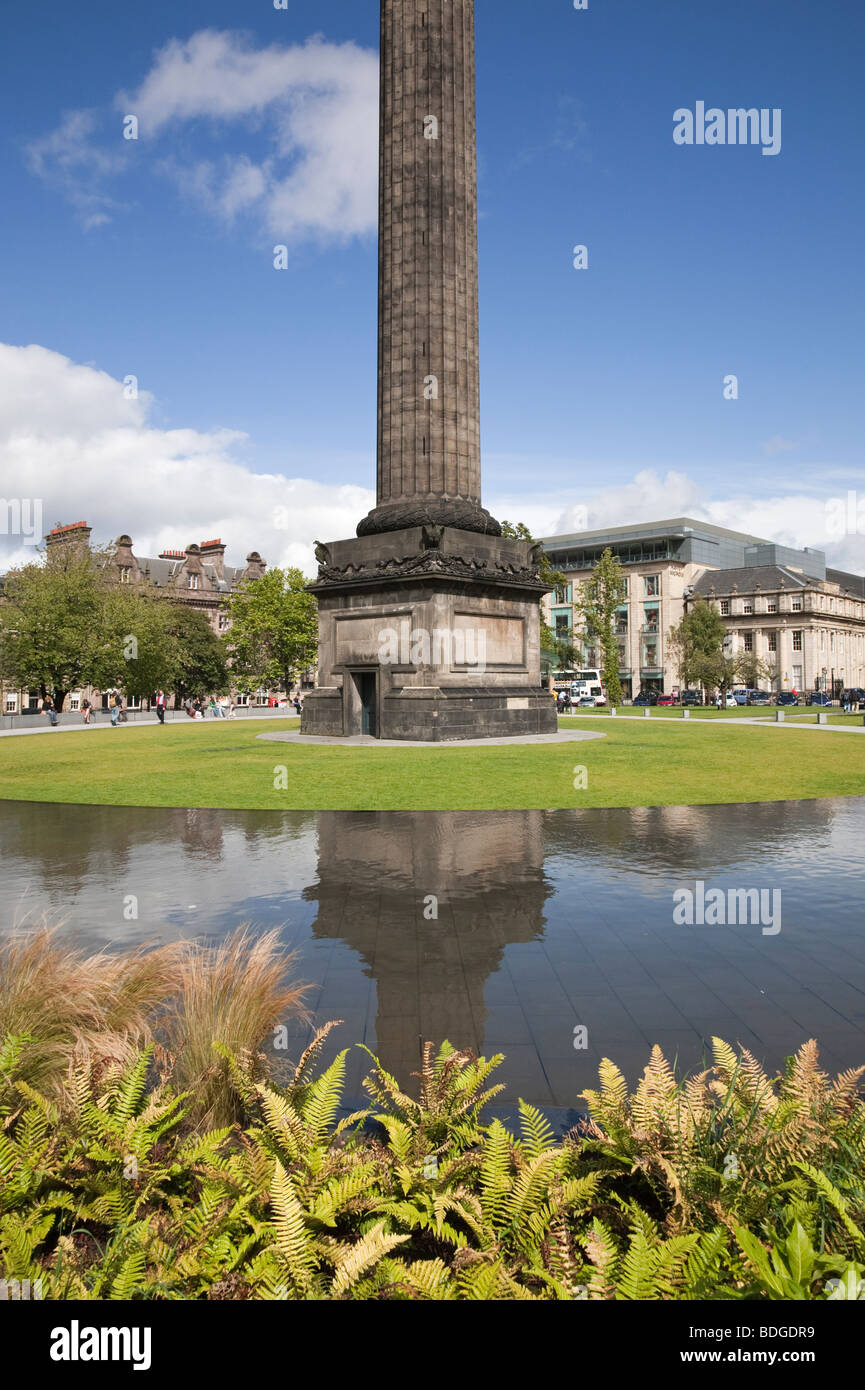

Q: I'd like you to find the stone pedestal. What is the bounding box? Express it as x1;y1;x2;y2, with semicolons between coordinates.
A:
302;526;556;741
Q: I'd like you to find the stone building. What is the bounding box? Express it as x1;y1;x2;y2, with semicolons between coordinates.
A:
542;517;865;698
691;563;865;696
0;522;280;715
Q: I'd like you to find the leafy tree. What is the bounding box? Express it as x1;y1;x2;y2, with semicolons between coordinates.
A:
165;605;229;700
0;541;126;710
668;598;727;693
104;587;181;703
736;651;775;690
224;568;317;697
500;520;564;658
573;548;627;706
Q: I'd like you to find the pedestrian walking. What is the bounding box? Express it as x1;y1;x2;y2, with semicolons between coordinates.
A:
155;690;166;725
43;695;58;727
111;693;121;727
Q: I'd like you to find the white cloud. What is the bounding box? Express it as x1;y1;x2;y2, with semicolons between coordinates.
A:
0;343;372;575
27;30;379;244
492;467;864;576
1;346;861;583
26;110;129;229
762;435;798;457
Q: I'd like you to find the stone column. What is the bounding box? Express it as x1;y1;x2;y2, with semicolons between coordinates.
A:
358;0;499;537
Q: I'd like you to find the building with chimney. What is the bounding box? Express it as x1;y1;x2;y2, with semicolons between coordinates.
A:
0;524;290;716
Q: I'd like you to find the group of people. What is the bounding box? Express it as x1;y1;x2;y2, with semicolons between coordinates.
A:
41;689;305;728
182;695;236;720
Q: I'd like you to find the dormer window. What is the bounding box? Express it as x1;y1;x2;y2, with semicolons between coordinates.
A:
188;574;200;590
118;566;131;584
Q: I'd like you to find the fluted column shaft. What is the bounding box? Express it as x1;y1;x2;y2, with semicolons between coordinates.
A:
376;0;481;510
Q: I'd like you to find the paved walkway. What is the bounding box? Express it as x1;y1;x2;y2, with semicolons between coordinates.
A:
0;710;295;738
258;729;607;748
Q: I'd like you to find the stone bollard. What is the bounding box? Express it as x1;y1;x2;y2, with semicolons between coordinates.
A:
644;707;651;718
682;708;690;720
818;712;828;725
610;707;616;717
776;709;785;723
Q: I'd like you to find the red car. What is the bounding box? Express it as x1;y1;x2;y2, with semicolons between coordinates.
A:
657;694;675;707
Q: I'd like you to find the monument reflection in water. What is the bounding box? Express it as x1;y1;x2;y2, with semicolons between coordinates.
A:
1;799;864;1107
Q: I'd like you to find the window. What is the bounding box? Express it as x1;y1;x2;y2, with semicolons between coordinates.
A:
118;566;131;584
236;693;249;706
768;632;777;653
767;601;777;613
554;585;571;604
792;597;803;612
218;613;230;632
793;631;803;651
644;575;660;597
743;602;753;615
188;574;200;590
554;614;570;636
720;601;730;616
744;633;754;652
69;694;80;711
793;665;803;688
5;694;18;714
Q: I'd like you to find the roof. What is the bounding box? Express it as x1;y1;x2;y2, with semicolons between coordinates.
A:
827;567;865;598
692;565;809;596
541;516;770;548
136;555;245;590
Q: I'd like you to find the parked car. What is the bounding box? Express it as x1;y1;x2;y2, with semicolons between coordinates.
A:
633;691;659;706
732;688;751;706
747;691;771;706
806;691;832;706
714;693;738;709
775;691;801;706
680;690;702;706
657;694;675;706
576;696;596;708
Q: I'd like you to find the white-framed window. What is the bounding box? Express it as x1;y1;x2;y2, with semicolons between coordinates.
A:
793;630;803;651
767;600;777;613
792;597;803;612
127;695;142;709
644;575;660;597
218;613;230;631
118;566;131;584
744;633;754;652
69;693;81;711
188;574;200;590
254;688;268;706
236;692;250;706
767;632;778;653
743;601;753;615
720;600;730;616
793;665;803;688
5;693;18;713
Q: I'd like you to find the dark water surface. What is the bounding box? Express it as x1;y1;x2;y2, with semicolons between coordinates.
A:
1;799;864;1106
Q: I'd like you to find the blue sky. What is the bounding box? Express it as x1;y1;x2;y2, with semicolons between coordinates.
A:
0;0;863;572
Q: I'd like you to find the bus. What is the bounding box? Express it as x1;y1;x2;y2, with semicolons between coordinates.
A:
553;669;606;705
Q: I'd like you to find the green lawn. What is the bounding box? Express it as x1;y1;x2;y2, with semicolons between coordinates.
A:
563;705;865;724
1;715;864;810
